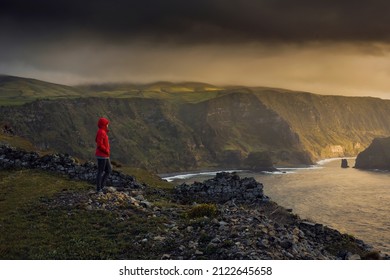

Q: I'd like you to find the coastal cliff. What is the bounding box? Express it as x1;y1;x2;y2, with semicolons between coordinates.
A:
2;76;390;173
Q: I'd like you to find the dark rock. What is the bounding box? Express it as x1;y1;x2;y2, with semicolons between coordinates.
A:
174;172;267;204
244;151;278;172
341;159;349;168
280;240;293;249
355;137;390;170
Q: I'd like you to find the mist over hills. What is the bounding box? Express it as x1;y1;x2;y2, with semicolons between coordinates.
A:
1;75;390;172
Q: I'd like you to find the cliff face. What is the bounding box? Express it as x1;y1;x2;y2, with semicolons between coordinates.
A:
0;98;204;172
179;92;310;168
0;95;310;172
354;137;390;170
2;76;390;172
253;89;390;161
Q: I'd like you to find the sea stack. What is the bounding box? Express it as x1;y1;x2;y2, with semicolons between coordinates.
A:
341;158;349;168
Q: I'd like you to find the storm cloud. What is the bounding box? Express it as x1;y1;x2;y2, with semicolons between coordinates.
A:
2;0;390;44
2;0;390;98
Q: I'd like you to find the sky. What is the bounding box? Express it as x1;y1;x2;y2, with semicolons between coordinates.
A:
2;0;390;99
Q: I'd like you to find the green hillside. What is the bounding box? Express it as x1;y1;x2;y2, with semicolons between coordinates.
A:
0;75;226;105
2;75;390;172
0;75;88;105
0;95;300;172
79;81;226;103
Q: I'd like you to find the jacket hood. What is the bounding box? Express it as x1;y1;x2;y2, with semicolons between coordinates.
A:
97;117;109;129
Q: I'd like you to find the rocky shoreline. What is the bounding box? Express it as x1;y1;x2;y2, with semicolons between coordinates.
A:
171;172;385;260
1;144;388;259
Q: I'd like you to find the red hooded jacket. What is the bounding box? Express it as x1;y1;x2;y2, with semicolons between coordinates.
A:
95;117;110;158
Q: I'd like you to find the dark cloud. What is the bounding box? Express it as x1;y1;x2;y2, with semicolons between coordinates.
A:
2;0;390;44
2;0;390;99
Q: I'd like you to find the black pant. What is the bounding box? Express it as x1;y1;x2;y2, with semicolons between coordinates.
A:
96;158;112;191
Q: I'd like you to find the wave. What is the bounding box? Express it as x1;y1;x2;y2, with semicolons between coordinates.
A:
264;166;324;175
162;166;322;181
162;170;244;182
262;168;302;175
316;157;355;166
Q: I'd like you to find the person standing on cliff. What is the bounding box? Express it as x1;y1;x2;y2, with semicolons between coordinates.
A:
95;117;112;193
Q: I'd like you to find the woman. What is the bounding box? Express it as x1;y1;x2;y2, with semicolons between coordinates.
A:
95;117;112;193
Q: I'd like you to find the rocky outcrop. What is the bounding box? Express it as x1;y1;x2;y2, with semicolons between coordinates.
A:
44;186;153;213
354;137;390;170
175;172;268;204
0;144;143;190
243;151;278;172
173;172;387;259
154;202;379;260
341;159;349;168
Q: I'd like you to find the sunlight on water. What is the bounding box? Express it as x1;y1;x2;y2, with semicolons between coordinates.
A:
164;159;390;254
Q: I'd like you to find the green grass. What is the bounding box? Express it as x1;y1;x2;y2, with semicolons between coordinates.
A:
0;169;90;215
0;205;170;259
186;204;218;219
0;133;37;152
0;169;174;259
